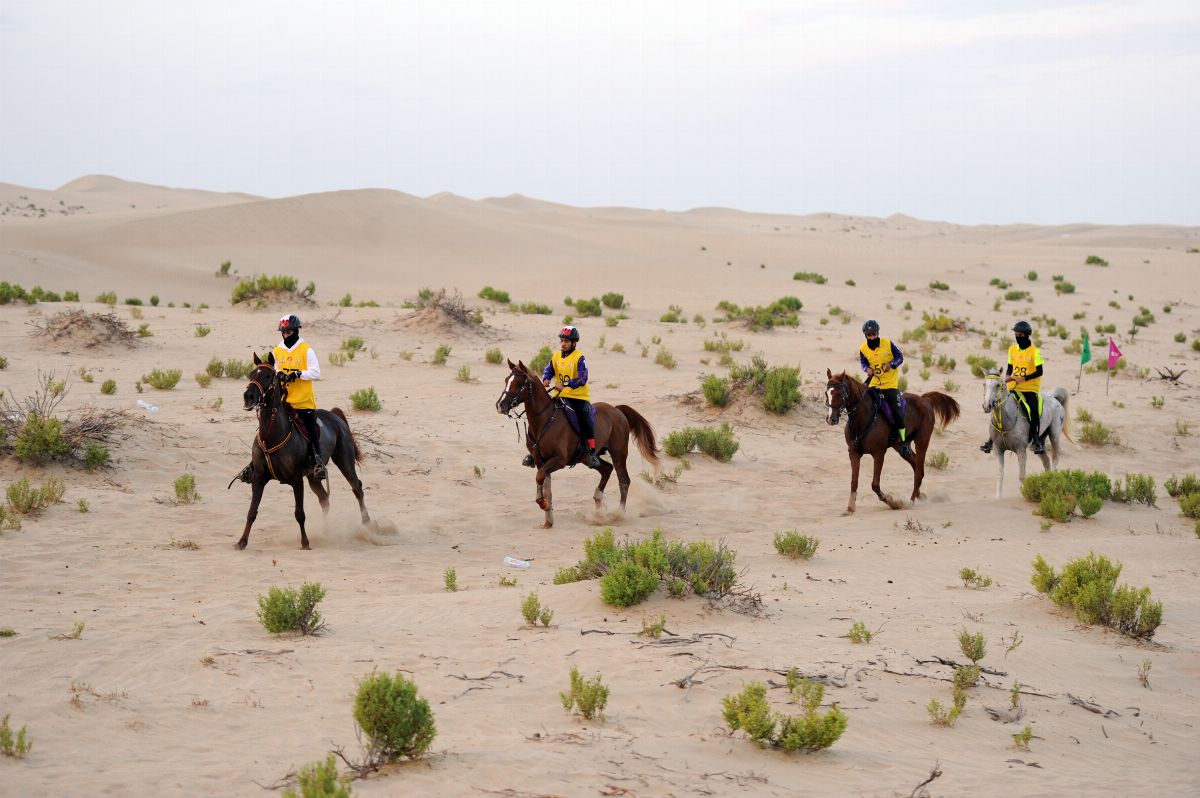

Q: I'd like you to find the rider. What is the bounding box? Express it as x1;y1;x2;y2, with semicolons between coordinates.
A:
858;319;912;458
981;320;1045;455
274;314;327;480
522;325;602;469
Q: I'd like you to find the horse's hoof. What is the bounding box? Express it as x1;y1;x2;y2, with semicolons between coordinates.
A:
542;521;553;529
234;541;247;550
301;544;311;550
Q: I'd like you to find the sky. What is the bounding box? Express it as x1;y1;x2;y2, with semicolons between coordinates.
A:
1;1;1197;224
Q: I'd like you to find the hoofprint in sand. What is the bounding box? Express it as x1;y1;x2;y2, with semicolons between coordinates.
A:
1;177;1198;796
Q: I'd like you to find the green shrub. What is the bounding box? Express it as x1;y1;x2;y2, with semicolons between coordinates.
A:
84;442;110;471
561;665;609;721
1110;473;1156;506
572;297;602;317
1078;494;1103;517
124;297;143;306
966;354;998;377
1164;474;1200;497
929;280;949;291
231;273;300;304
1081;419;1115;445
0;715;32;759
443;568;457;592
339;292;353;307
847;621;873;644
1085;255;1109;266
1174;332;1187;343
774;531;818;560
927;452;950;470
6;476;66;515
1055;281;1076;294
1039;491;1077;522
143;368;182;389
1030;552;1162;638
655;348;677;369
1021;470;1111;503
529;345;553;374
601;292;625;309
663;423;739;462
600;561;660;607
484;347;504;365
723;676;847;752
350;387;382;411
1179;493;1200;519
515;301;553;315
195;372;213;388
257;582;327;635
762;366;800;414
456;365;472;383
14;416;70;464
173;473;200;504
225;358;253;379
957;628;986;663
431;345;451;365
702;374;729;407
792;272;827;284
1004;290;1030;302
703;337;745;353
959;567;992;589
341;337;366;353
353;671;436;762
478;286;511;303
281;754;352;798
94;291;117;305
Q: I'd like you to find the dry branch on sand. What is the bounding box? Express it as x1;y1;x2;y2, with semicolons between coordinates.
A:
394;289;491;337
0;373;131;463
28;309;138;349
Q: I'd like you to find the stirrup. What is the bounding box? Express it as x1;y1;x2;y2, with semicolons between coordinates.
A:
980;440;993;454
309;460;328;480
584;451;602;469
521;454;535;468
236;464;254;484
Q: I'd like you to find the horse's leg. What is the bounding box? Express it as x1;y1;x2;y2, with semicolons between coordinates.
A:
614;450;632;512
594;458;613;510
846;450;862;514
236;477;267;550
307;476;331;514
292;480;310;550
911;427;930;503
1016;446;1028;484
1049;419;1061;471
995;447;1006;499
535;459;563;528
870;451;892;507
331;445;370;524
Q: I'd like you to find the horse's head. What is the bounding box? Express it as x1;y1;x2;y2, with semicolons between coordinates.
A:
497;359;536;416
244;354;280;411
982;369;1005;413
825;368;854;425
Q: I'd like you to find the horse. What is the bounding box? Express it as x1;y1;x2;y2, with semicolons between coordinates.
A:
235;354;369;549
981;370;1070;498
496;359;659;528
825;369;961;514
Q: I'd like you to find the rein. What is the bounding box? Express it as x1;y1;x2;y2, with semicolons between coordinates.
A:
500;369;563;462
245;368;294;481
830;377;878;452
984;375;1019;435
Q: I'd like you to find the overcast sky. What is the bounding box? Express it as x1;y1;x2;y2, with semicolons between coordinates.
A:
1;1;1196;224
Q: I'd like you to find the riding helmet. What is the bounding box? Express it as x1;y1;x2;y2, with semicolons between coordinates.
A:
558;325;580;342
862;319;880;336
1012;320;1032;335
278;314;302;332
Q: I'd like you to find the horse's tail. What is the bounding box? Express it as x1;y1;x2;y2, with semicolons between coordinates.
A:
330;407;363;463
617;405;659;465
920;392;961;430
1052;387;1073;442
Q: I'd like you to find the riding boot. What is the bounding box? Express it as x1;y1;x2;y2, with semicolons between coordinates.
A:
980;439;994;454
897;428;912;458
1031;434;1045;455
583;438;602;469
307;442;328;481
521;454;535;468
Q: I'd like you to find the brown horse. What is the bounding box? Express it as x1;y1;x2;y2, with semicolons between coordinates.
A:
825;369;960;514
496;359;659;528
235;355;369;549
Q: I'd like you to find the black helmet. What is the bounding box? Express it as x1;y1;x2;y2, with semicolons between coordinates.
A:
278;314;302;333
1013;320;1032;335
862;319;880;336
558;325;580;342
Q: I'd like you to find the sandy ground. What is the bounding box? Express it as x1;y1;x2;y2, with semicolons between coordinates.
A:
1;176;1199;797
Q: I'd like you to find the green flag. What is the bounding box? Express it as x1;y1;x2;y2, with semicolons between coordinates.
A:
1081;332;1092;365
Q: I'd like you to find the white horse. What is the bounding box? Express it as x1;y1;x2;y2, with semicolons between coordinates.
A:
982;371;1071;498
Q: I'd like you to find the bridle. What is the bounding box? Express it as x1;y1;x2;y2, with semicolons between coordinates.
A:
244;365;293;480
825;377;862;424
983;374;1018;433
244;365;278;411
497;367;534;419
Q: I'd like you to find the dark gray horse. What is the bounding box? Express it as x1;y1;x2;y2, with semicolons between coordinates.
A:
982;371;1070;498
235;356;369;549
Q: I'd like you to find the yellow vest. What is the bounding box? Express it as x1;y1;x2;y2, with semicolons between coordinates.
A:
273;341;317;409
1008;344;1043;392
551;349;590;401
859;338;899;390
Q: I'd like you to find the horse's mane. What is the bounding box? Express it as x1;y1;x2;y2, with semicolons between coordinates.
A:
833;370;866;400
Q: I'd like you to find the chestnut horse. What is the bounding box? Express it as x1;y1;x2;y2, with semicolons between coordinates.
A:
235;355;369;549
496;359;658;527
825;369;960;514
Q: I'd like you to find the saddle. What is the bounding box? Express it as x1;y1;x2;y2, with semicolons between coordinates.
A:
554;399;605;466
867;388;906;440
1013;392;1044;422
284;406;323;443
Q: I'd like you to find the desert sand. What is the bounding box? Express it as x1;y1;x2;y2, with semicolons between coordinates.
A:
1;176;1199;797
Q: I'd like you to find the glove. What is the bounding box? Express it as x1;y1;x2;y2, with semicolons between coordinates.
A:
280;371;297;384
563;379;575;388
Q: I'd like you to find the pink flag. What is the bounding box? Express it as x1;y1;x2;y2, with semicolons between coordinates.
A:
1107;338;1123;369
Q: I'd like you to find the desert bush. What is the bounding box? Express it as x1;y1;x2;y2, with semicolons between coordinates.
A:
456;365;472;383
927;690;966;727
663;423;739;462
774;531;818;560
561;665;609;721
430;345;452;366
966;354;998;377
762;365;800;414
1080;419;1115;445
281;754;352;798
716;297;801;330
519;592;554;626
600;561;660;607
1030;552;1162;638
173;473;200;504
83;443;109;471
847;621;873;644
659;304;685;323
703;337;745;353
1021;469;1111;504
601;292;625;309
230;273;300;304
1004;290;1030;302
95;291;117;305
655;348;677;369
353;671;436;762
927;452;950;470
13;416;71;464
572;297;602;317
443;568;457;592
929;280;949;291
723;674;847;752
1039;491;1077;523
484;347;504;364
1110;473;1156;506
223;358;252;379
792;271;827;284
957;628;986;663
195;372;213;388
1164;473;1200;497
959;567;992;589
350;387;382;411
1055;281;1076;294
143;368;182;389
125;297;143;306
529;345;553;374
478;286;510;303
341;337;366;354
257;582;327;635
702;374;729;407
0;715;32;759
1078;494;1103;517
1174;332;1187;343
6;476;66;515
515;301;553;315
1179;493;1200;519
1085;255;1109;266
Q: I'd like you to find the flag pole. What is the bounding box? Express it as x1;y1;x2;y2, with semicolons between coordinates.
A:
1106;363;1111;396
1077;360;1082;394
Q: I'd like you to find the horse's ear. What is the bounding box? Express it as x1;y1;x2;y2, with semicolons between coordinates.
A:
507;358;516;369
267;352;276;366
517;359;526;369
826;368;833;380
253;352;262;365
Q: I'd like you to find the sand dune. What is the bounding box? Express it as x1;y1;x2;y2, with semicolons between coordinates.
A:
1;178;1198;797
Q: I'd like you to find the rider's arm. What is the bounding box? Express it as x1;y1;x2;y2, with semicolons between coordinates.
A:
889;342;903;369
299;347;321;381
542;361;555;383
567;357;588;388
859;352;871;373
1027;364;1043;380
